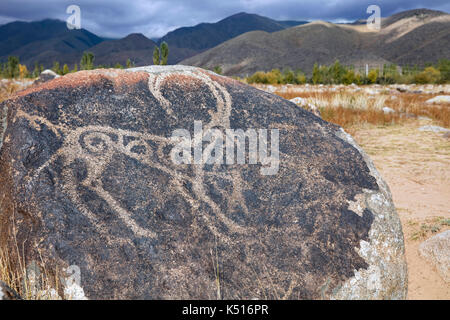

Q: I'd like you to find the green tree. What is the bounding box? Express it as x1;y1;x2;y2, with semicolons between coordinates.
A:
282;68;295;84
72;64;78;73
367;69;378;84
7;56;19;78
312;63;321;84
160;42;169;65
331;60;345;84
80;52;94;70
153;46;160;65
52;61;61;75
32;62;40;77
114;63;123;69
342;69;356;85
436;59;450;82
295;73;306;84
126;59;132;68
153;42;169;65
62;64;70;75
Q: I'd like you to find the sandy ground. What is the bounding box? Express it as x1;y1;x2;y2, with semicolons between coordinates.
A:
354;119;450;300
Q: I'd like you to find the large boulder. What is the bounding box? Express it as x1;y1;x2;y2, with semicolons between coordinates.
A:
0;66;407;299
419;230;450;283
426;95;450;104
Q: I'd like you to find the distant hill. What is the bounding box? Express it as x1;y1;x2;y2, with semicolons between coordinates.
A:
0;13;308;68
371;9;450;67
0;19;103;68
0;9;447;74
89;33;157;66
158;12;308;63
181;9;450;76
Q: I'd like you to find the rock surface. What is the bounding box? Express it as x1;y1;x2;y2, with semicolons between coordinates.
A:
426;95;450;104
419;230;450;283
0;65;407;299
0;281;21;300
382;107;395;114
33;69;60;85
289;97;321;117
418;125;450;133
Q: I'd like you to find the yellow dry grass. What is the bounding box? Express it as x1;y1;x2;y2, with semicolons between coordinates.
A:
274;87;450;132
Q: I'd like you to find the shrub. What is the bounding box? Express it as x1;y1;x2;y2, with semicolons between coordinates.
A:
367;69;378;84
213;66;222;75
414;67;441;84
18;64;28;78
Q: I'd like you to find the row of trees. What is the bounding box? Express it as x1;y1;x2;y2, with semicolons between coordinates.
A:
247;69;307;85
2;50;448;85
246;59;450;85
0;42;171;79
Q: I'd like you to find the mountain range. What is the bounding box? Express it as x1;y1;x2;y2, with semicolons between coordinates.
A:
0;9;448;76
183;9;450;76
0;12;307;68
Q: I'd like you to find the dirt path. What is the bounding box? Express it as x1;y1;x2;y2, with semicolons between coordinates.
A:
354;119;450;300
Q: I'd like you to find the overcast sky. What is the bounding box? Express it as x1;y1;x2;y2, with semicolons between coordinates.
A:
0;0;448;38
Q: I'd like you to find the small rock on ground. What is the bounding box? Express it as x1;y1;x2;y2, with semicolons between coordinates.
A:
419;230;450;283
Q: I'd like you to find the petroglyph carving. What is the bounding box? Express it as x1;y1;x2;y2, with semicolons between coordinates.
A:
21;70;251;239
147;69;232;130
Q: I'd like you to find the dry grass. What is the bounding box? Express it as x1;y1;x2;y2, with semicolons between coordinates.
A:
0;205;61;300
385;93;450;128
274;87;450;131
408;217;450;241
0;246;61;300
0;81;20;103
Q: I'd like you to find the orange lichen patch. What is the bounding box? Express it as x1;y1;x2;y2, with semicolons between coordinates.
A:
13;69;149;99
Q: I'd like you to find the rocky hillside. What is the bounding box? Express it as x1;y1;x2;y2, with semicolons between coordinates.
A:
0;13;307;68
181;9;450;76
158;12;308;63
89;33;158;67
0;19;104;68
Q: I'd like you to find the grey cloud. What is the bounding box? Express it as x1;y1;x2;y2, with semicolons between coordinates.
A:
0;0;448;38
